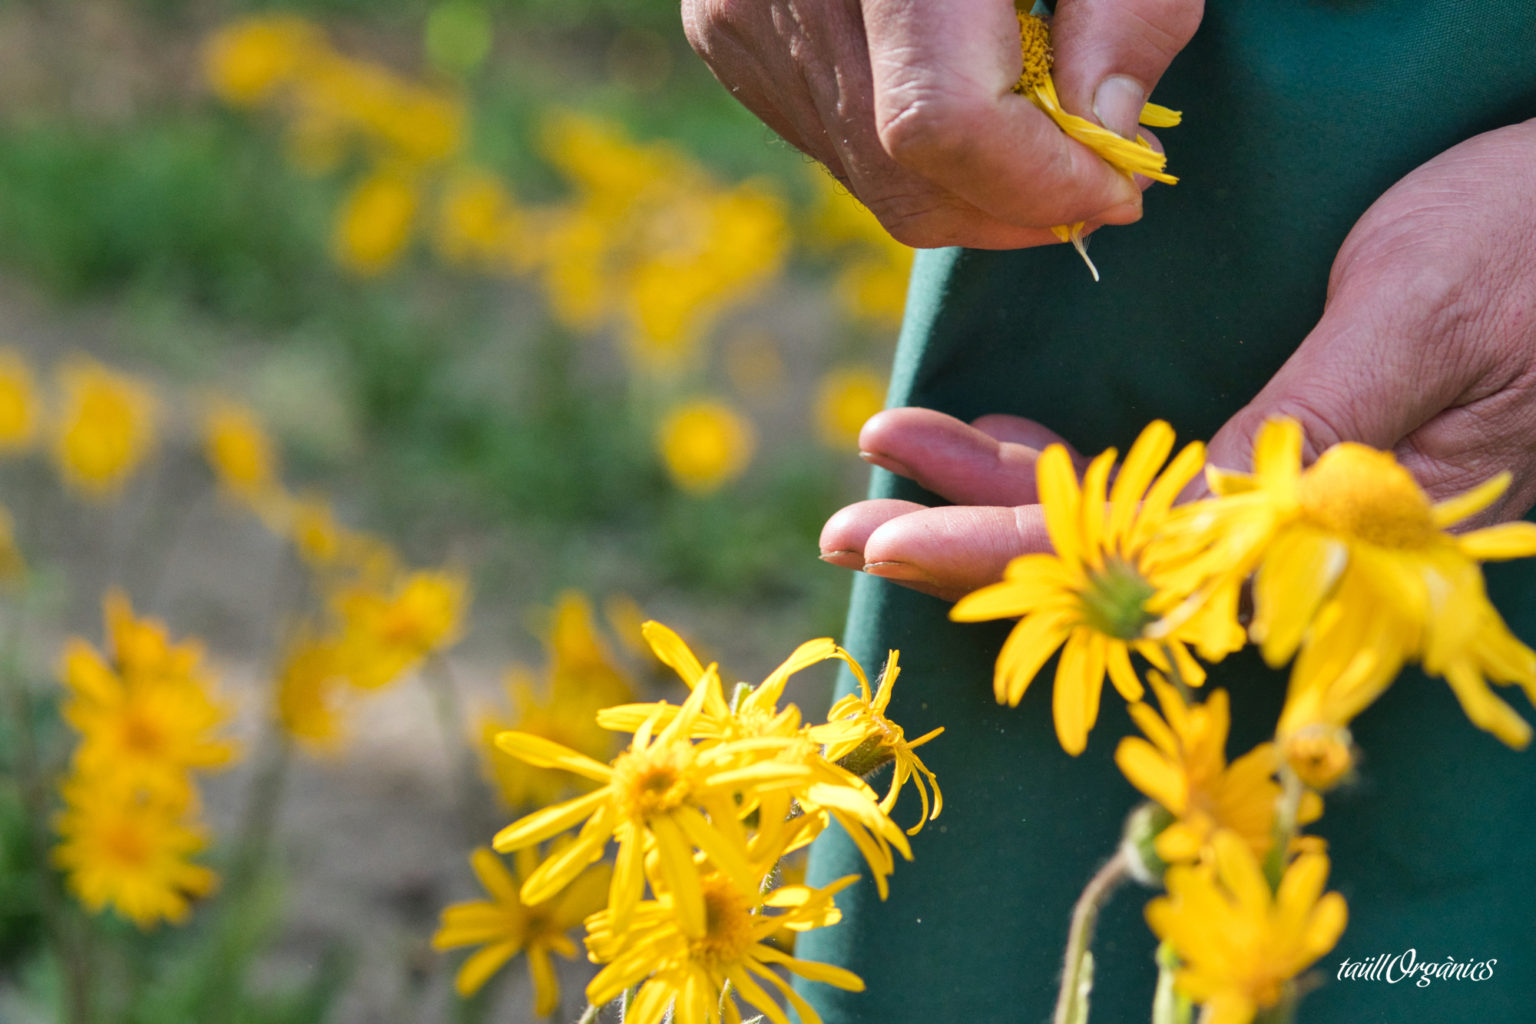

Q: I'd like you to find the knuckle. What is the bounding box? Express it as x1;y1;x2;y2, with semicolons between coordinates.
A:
877;92;983;172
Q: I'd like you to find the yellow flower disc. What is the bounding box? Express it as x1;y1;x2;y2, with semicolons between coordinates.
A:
1298;444;1437;549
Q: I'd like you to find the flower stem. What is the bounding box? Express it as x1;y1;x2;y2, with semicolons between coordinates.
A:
1053;848;1129;1024
577;1002;603;1024
1263;766;1306;889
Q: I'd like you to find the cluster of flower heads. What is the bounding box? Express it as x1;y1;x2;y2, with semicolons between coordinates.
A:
952;417;1536;1023
435;621;942;1022
203;15;899;497
51;593;237;929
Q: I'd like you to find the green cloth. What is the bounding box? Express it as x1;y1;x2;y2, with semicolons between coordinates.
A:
798;1;1536;1021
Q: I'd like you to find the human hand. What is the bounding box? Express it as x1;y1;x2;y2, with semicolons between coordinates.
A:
820;121;1536;599
682;0;1203;248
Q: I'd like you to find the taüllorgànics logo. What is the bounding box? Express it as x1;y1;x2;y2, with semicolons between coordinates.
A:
1336;949;1497;988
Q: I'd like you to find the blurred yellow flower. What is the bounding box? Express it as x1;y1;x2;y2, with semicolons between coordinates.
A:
333;169;420;276
59;592;236;800
274;633;350;751
433;167;528;270
656;400;756;495
52;358;158;499
433;846;608;1011
952;421;1244;755
584;872;863;1024
1147;832;1347;1024
0;348;39;452
1115;676;1316;865
480;667;617;811
52;778;218;930
0;505;25;582
809;177;914;328
202;398;279;503
203;15;319;106
1184;417;1536;746
333;569;469;689
814;367;886;450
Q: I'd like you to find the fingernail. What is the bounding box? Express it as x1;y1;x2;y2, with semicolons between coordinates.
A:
1092;75;1145;140
859;450;914;478
819;549;864;569
863;561;940;585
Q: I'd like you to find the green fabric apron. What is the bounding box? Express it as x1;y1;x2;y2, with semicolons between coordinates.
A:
798;1;1536;1021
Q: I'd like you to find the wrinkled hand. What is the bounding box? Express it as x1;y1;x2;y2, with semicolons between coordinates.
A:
820;120;1536;600
682;0;1203;248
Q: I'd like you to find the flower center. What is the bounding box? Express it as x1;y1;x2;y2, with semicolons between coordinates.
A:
688;875;755;969
1282;725;1354;791
612;743;696;821
1014;13;1054;93
102;818;152;867
120;708;166;756
1079;557;1158;640
1298;444;1437;549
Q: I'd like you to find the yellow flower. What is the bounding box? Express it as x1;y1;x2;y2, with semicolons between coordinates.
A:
0;347;39;452
333;168;419;276
59;592;236;800
0;504;25;582
332;569;468;689
656;400;756;495
810;651;943;835
433;167;528;270
53;358;158;499
202;398;279;503
274;633;350;751
1115;676;1315;864
203;15;319;106
951;421;1244;755
1014;13;1181;277
584;871;864;1024
544;590;635;708
433;846;608;1012
1184;417;1536;746
597;622;915;895
52;777;218;930
1014;14;1179;184
492;673;815;941
1147;831;1347;1024
814;367;886;450
479;665;620;811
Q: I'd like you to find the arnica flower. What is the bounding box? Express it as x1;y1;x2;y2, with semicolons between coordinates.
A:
655;400;756;496
814;367;887;450
332;168;420;276
1271;605;1387;790
584;871;863;1024
1014;13;1181;277
0;505;26;582
492;674;814;940
1115;675;1318;865
543;590;635;709
59;592;235;800
274;633;349;751
951;421;1244;755
433;846;609;1012
52;777;218;930
203;15;318;106
809;651;943;835
433;167;530;271
53;357;158;499
594;622;915;893
1147;831;1347;1024
479;664;622;811
1184;417;1536;746
0;347;39;452
202;398;279;503
333;569;468;689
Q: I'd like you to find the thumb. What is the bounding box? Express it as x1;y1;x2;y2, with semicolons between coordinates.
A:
1049;0;1204;138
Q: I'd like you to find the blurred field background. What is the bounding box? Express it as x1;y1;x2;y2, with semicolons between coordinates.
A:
0;1;911;1022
